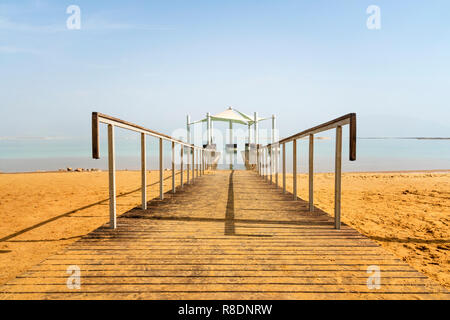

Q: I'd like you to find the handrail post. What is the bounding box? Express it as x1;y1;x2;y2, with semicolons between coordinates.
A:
335;126;342;229
261;148;263;177
275;144;278;187
159;138;164;200
309;134;314;212
107;124;116;229
269;145;272;184
256;145;260;175
180;146;184;188
187;147;190;184
196;149;199;178
141;133;147;210
191;147;195;183
265;148;268;181
172;141;175;194
259;148;262;176
293;139;297;200
282;143;286;193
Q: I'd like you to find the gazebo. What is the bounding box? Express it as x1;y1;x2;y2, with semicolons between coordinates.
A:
186;107;276;168
186;107;275;147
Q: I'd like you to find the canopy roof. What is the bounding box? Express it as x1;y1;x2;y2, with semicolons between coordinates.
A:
212;107;249;125
191;107;267;125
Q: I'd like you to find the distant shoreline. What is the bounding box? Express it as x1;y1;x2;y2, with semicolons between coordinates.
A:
359;137;450;140
2;168;450;175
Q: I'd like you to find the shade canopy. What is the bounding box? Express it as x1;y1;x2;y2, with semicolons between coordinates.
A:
191;107;267;125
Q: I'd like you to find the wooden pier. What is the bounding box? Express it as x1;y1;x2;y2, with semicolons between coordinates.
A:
1;170;448;299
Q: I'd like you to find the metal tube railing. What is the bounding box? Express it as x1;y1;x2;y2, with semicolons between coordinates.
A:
257;113;356;230
92;112;212;229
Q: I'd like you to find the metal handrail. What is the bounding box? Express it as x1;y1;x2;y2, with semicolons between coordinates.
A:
257;113;357;229
92;112;212;229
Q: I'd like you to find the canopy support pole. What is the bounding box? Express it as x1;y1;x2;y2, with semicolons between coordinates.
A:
186;115;191;144
254;112;259;146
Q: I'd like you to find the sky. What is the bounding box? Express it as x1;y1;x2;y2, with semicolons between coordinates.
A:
0;0;449;142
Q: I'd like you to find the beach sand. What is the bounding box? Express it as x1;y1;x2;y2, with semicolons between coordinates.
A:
0;170;448;289
0;170;189;286
283;172;450;288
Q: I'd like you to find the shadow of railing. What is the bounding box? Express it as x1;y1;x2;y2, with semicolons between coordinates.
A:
0;172;183;243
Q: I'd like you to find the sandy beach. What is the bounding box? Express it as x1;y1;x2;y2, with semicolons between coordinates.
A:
0;170;449;290
283;171;450;288
0;170;187;286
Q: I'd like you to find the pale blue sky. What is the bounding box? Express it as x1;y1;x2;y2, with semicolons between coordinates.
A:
1;0;449;141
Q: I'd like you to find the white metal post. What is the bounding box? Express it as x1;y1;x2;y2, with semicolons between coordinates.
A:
180;146;184;188
187;115;190;184
275;143;278;187
257;145;260;175
196;149;199;178
269;146;272;184
282;143;286;193
254;112;258;146
335;126;342;229
159;138;164;200
187;115;191;144
172;141;175;194
201;149;204;175
191;147;195;183
293;139;297;200
141;133;147;210
272;115;276;144
229;121;233;170
107;124;116;229
206;112;211;145
309;134;314;212
265;148;268;181
187;145;190;184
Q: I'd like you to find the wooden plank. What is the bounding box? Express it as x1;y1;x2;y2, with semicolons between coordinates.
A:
95;112;198;149
269;113;356;162
91;112;99;159
1;170;447;300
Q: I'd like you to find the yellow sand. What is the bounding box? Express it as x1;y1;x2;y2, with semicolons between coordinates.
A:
282;172;450;288
0;170;188;285
0;170;448;289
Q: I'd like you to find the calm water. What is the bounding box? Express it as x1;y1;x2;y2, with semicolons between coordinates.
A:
0;137;449;173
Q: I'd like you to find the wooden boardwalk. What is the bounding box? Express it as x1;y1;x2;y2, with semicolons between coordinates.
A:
1;170;448;299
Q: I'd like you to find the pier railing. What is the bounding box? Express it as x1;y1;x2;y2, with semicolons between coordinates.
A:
257;113;356;229
92;112;212;229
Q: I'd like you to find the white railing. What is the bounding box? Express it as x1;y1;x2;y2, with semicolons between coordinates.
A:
257;113;357;229
92;112;213;229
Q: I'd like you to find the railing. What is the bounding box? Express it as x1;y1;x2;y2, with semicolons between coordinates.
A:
257;113;356;229
92;112;212;229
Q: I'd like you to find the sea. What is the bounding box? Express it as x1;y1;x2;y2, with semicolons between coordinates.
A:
1;134;449;174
